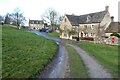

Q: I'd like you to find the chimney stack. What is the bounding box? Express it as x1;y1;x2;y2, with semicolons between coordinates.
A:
105;6;109;12
111;16;114;22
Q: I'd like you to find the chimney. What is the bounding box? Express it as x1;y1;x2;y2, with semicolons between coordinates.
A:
105;6;109;12
72;13;75;16
111;16;114;22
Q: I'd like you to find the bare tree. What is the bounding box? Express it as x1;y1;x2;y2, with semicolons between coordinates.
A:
0;15;4;22
4;13;11;24
10;7;26;28
41;8;59;30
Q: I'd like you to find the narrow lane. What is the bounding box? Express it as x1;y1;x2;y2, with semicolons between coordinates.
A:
29;31;69;78
38;44;69;78
29;30;60;42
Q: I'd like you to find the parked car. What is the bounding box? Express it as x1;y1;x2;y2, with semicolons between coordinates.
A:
39;28;48;32
39;29;43;32
46;29;52;33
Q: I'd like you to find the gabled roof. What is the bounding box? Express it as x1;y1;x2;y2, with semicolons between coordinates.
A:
66;11;107;26
29;20;44;24
105;22;120;33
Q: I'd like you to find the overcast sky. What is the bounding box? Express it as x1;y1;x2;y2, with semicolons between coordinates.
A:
0;0;119;24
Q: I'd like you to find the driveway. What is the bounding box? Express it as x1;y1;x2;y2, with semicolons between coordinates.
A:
68;44;112;78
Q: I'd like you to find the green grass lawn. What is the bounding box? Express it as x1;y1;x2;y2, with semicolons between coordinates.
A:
65;44;88;78
78;41;118;77
0;25;2;78
2;25;57;78
48;32;59;38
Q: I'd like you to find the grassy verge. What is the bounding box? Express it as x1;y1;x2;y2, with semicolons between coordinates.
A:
0;25;2;78
2;25;57;78
65;44;88;78
48;32;59;38
78;41;118;77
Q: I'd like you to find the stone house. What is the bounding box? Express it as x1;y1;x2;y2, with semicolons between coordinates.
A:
60;6;119;44
104;21;120;45
29;20;44;30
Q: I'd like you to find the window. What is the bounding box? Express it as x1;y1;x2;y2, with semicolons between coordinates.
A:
91;25;94;29
64;18;66;22
84;25;87;28
91;33;92;36
36;21;38;24
87;15;91;22
64;26;67;31
32;21;34;24
64;33;67;37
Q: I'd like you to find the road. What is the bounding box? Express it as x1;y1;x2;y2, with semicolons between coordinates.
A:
29;31;69;78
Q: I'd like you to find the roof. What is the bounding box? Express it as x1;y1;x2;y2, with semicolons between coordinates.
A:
66;11;107;26
105;22;120;33
29;20;44;24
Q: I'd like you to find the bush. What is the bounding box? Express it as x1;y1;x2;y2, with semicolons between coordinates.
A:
110;33;120;38
81;37;94;41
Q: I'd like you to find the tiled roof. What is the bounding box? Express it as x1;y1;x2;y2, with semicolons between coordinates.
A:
66;11;107;26
105;22;120;33
29;20;44;24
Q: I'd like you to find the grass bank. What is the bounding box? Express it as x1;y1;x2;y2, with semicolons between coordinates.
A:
78;41;118;77
48;32;59;38
2;25;57;78
0;25;2;78
65;44;88;78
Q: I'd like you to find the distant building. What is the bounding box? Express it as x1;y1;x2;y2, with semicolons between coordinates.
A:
29;19;44;30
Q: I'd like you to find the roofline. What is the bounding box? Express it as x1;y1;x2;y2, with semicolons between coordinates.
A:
65;15;73;27
65;10;106;17
79;11;106;16
79;22;100;24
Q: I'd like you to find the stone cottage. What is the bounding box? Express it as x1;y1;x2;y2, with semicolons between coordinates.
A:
29;19;44;30
60;6;119;44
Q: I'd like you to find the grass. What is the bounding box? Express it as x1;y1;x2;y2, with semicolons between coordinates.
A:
65;44;88;78
2;25;58;78
0;25;2;78
78;41;118;77
48;32;59;38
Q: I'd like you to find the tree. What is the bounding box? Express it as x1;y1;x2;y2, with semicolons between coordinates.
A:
0;15;4;22
10;7;26;28
67;29;76;38
58;16;64;24
4;13;11;24
41;8;60;31
59;29;64;35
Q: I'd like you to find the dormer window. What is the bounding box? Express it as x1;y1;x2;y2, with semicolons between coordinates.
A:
86;15;91;22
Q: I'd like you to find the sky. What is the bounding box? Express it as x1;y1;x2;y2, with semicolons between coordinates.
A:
0;0;119;25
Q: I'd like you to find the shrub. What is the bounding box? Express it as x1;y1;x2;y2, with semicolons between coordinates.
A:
110;33;120;38
81;37;94;41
